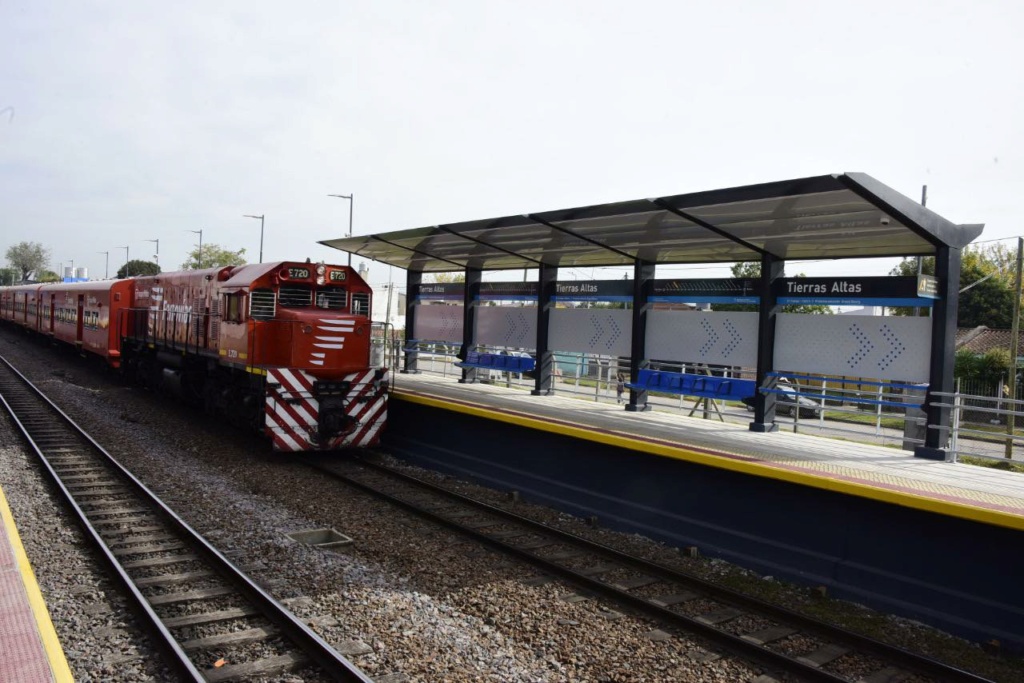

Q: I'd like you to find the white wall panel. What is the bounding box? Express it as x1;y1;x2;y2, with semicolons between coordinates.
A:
646;311;758;367
412;304;463;343
775;313;931;382
477;306;537;348
549;308;632;356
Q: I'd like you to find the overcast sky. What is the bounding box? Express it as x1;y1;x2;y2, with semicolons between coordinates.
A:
2;0;1021;287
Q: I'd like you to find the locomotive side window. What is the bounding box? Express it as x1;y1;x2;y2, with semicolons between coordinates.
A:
278;285;312;308
250;289;276;320
351;292;370;317
314;287;347;310
224;292;246;323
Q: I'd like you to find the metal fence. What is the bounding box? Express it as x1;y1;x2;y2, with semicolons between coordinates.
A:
399;341;1021;462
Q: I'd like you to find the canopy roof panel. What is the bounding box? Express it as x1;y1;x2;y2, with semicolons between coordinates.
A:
319;173;983;273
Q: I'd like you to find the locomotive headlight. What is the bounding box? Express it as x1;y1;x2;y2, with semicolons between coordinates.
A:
315;264;327;275
316;275;326;285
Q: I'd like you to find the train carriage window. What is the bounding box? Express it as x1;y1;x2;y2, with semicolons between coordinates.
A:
224;292;246;323
279;285;312;308
250;289;276;320
315;287;347;310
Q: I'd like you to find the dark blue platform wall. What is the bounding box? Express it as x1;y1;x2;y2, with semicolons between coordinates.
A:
383;398;1024;650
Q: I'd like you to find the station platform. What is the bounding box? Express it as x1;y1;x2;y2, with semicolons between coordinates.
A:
384;371;1024;649
0;486;73;683
391;372;1024;531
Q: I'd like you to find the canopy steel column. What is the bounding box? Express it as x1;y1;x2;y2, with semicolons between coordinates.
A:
533;263;557;396
459;267;483;384
915;245;961;460
750;254;785;432
626;259;656;412
401;270;423;374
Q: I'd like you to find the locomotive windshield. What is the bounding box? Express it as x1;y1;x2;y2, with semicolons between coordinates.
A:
276;284;349;311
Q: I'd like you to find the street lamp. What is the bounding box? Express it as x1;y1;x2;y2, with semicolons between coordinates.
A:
187;230;203;269
327;193;354;266
243;214;265;263
145;239;159;266
120;246;129;276
98;251;109;279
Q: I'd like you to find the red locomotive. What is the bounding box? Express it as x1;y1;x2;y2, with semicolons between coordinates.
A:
0;262;389;451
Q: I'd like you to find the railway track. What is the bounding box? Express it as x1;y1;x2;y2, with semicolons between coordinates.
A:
0;354;372;683
305;455;994;683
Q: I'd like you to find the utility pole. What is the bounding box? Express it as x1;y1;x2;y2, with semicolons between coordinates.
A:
916;185;927;317
327;194;354;267
243;214;265;262
1007;236;1022;459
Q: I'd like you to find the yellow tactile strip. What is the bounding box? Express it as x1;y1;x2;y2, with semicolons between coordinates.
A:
392;381;1024;532
0;486;74;682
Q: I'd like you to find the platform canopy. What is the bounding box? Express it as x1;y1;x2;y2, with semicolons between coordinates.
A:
319;173;983;273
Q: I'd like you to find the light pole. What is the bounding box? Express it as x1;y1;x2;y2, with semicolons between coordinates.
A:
187;230;203;269
145;239;159;267
327;193;354;266
120;246;129;276
98;251;109;279
67;259;74;281
243;214;265;262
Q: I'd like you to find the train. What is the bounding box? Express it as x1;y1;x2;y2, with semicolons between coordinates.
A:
0;261;389;451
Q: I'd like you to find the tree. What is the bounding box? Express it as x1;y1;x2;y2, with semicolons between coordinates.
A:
181;244;247;270
37;270;60;283
5;241;51;282
431;272;465;283
0;267;18;286
712;262;833;315
888;247;1015;327
117;260;161;279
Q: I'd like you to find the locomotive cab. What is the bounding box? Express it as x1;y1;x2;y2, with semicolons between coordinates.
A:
224;262;387;451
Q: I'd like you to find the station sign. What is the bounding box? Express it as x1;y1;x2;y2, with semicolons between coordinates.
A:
917;275;939;299
775;276;937;307
651;278;759;305
413;275;940;306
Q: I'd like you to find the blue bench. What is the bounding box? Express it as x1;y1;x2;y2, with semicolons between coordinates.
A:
625;370;755;402
455;351;536;374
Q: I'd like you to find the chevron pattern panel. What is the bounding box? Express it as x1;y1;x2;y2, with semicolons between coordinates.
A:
477;306;538;348
549;308;632;356
775;313;931;382
646;311;758;367
413;304;464;343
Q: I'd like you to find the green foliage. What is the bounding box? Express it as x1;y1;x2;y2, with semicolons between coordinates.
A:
889;246;1017;327
0;267;18;286
5;241;51;281
713;262;833;314
116;260;161;278
955;347;1011;384
978;347;1012;381
954;348;982;378
181;244;247;270
36;270;60;283
431;272;466;283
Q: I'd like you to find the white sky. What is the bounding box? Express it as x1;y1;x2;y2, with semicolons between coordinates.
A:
2;0;1022;288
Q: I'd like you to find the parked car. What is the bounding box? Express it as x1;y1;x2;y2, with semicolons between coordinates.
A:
742;378;822;418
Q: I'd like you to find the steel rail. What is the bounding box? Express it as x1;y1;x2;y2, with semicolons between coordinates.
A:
0;354;372;683
309;455;993;683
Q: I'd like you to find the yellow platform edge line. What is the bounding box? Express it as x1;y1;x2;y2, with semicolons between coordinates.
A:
0;486;75;682
394;390;1024;533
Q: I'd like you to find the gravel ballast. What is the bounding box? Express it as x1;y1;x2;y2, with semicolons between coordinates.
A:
1;329;1022;682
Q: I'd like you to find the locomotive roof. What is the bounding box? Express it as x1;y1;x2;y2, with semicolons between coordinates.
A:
319;172;983;273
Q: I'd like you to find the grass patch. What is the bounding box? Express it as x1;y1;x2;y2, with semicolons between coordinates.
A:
957;456;1024;473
